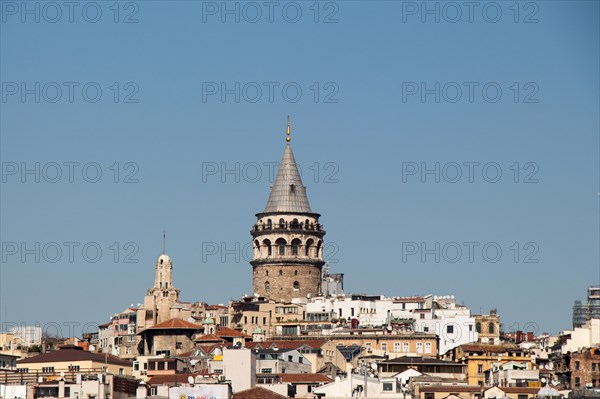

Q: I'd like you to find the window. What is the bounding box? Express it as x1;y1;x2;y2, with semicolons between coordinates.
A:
158;362;165;370
288;355;293;362
176;342;182;349
265;281;270;291
126;347;132;355
476;322;481;333
424;326;429;332
42;367;54;373
279;269;283;276
425;394;435;399
299;357;303;364
478;364;483;374
279;218;285;228
213;369;223;374
416;342;423;354
68;365;80;372
261;368;273;374
279;243;285;255
447;325;454;334
394;343;400;352
150;387;157;396
425;342;432;353
575;377;581;387
293;281;300;290
119;368;124;375
263;317;267;324
575;361;580;370
381;343;387;351
469;324;473;331
383;383;393;391
420;313;425;319
593;363;597;372
403;342;409;353
488;323;495;334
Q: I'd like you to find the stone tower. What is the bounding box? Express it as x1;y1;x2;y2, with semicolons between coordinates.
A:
141;251;180;326
250;118;326;302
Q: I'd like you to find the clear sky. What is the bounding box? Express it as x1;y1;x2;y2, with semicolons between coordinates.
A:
1;1;598;337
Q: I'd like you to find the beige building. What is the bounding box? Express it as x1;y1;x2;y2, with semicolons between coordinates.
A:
17;345;132;376
474;311;501;344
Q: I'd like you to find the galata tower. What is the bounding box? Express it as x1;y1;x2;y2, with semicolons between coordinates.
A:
250;118;326;302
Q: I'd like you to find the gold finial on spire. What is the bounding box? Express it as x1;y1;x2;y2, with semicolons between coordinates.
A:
286;115;291;142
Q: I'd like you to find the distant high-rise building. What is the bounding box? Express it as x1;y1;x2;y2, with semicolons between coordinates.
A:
572;285;600;328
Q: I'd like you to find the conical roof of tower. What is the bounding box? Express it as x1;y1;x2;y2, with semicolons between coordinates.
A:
264;142;313;214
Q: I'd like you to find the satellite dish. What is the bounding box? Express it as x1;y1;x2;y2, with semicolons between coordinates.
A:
187;376;194;385
89;345;96;352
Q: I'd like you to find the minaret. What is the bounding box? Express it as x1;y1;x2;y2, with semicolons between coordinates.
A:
250;117;326;301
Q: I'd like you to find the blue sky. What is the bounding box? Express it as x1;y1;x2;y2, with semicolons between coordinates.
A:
1;1;598;336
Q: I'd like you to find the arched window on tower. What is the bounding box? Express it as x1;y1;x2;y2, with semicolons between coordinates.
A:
263;239;272;256
279;270;283;276
305;239;314;257
316;241;322;257
305;219;310;229
276;238;287;255
267;219;272;229
265;281;270;291
254;240;260;256
279;218;285;229
294;270;298;276
488;323;495;334
291;238;301;256
291;219;299;229
476;322;481;333
293;281;300;290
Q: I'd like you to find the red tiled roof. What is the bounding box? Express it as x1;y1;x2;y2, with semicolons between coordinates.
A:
194;334;226;343
216;327;251;338
148;318;202;330
278;373;333;383
394;296;425;302
18;346;131;366
246;340;327;350
458;344;520;353
420;386;481;393
233;387;287;399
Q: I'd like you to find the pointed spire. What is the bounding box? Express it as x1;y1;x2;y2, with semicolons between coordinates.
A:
286;115;291;143
263;118;312;214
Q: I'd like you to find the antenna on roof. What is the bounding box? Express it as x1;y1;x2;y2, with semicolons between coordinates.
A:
163;230;166;254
